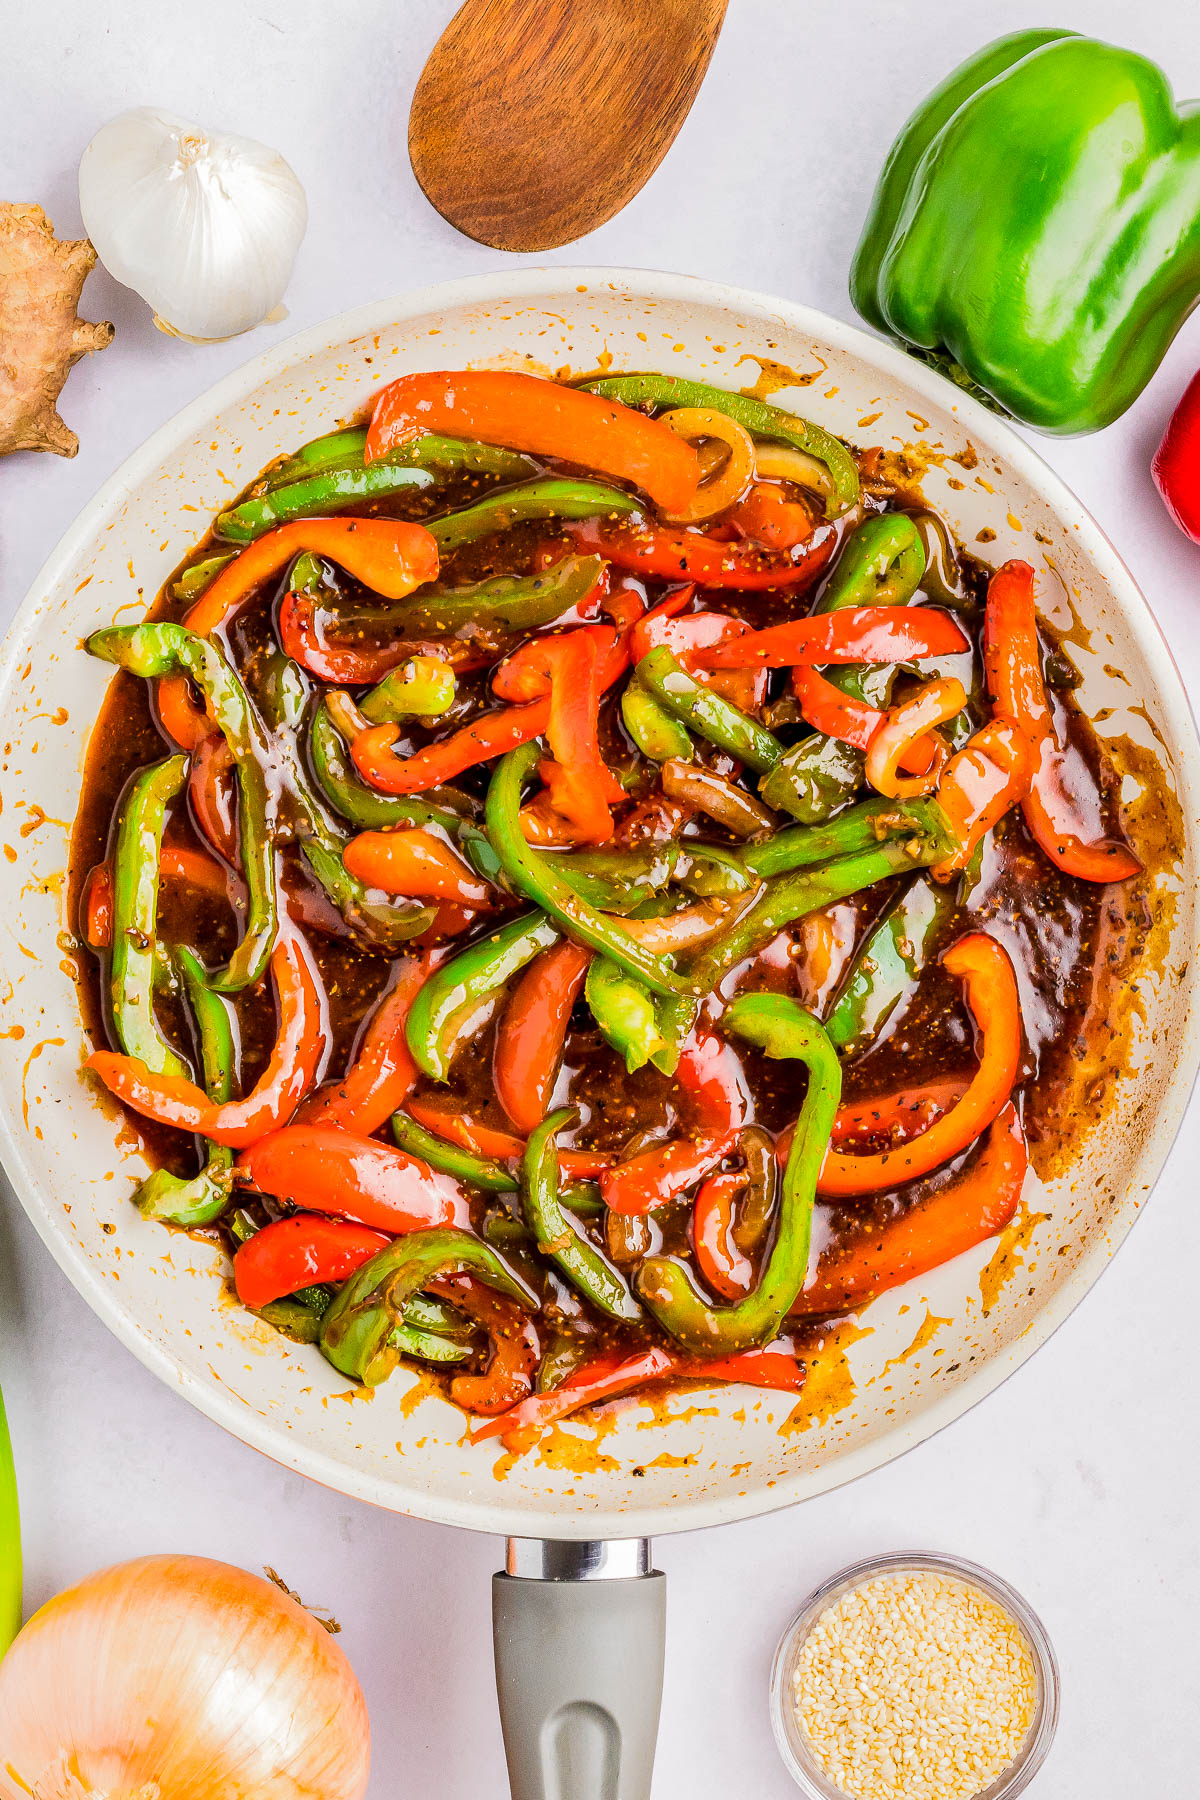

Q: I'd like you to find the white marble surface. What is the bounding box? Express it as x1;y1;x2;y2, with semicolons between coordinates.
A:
2;2;1199;1792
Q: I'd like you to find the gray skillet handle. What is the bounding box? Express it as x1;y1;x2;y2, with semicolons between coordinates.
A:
493;1539;665;1800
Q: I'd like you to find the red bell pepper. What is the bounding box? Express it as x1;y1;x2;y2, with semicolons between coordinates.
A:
568;514;836;591
692;1171;754;1299
493;940;592;1136
632;605;768;713
82;844;237;950
343;828;493;906
1152;369;1200;542
932;718;1034;878
692;606;969;670
792;666;938;773
493;629;624;844
727;482;816;551
238;1122;466;1232
233;1214;392;1311
600;1133;737;1217
818;932;1021;1196
674;1029;750;1135
188;734;238;863
406;1096;611;1177
983;561;1140;883
365;369;701;514
830;1078;970;1151
298;953;437;1135
158;518;439;750
88;933;327;1148
277;588;441;685
352;621;625;797
795;1104;1026;1315
431;1274;540;1416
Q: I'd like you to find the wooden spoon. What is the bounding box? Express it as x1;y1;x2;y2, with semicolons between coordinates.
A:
409;0;729;252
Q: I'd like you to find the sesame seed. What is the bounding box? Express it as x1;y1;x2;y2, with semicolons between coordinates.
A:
790;1571;1037;1800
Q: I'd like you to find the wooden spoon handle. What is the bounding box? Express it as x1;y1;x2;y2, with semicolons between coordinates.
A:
409;0;729;252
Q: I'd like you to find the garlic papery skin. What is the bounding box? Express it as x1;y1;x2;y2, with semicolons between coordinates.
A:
0;1554;370;1799
78;107;308;342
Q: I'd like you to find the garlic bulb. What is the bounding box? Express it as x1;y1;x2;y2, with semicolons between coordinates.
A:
78;107;307;341
0;1554;370;1798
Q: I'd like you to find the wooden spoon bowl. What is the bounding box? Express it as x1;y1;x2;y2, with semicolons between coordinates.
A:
409;0;729;252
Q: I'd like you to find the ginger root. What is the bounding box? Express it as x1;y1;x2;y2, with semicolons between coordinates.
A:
0;203;114;457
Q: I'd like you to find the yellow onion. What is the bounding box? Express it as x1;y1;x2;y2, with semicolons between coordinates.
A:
0;1554;370;1798
659;407;755;522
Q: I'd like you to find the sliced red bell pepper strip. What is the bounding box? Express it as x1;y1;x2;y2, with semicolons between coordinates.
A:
932;718;1034;878
864;677;962;800
1152;369;1200;542
431;1273;540;1415
278;588;441;686
568;514;836;591
233;1214;392;1311
82;844;237;950
693;1171;755;1299
675;1029;751;1135
237;1122;467;1231
818;932;1021;1196
470;1340;806;1443
494;939;592;1136
830;1078;970;1151
601;1133;737;1217
188;733;238;862
792;666;937;773
633;606;768;713
364;369;701;514
983;560;1140;882
87;932;327;1148
493;629;624;843
727;482;816;551
158;518;440;750
297;953;438;1134
795;1104;1026;1315
406;1096;611;1177
693;606;970;670
343;828;493;906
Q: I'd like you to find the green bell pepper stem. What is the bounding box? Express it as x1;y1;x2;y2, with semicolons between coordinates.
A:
523;1109;643;1324
216;464;434;542
635;648;783;772
585;958;677;1075
87;623;277;992
356;554;606;640
308;698;469;832
360;656;457;724
320;1227;537;1386
0;1382;21;1654
136;945;237;1227
758;735;863;824
429;477;640;553
486;744;702;998
850;30;1200;433
392;1110;518;1191
406;908;561;1081
108;755;191;1075
621;683;694;763
637;996;841;1351
171;551;236;603
740;796;950;879
825;874;953;1056
581;373;860;519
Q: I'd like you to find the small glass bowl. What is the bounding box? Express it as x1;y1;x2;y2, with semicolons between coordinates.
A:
769;1551;1059;1800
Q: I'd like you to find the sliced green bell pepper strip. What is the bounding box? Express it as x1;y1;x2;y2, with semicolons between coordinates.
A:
486;743;702;998
0;1382;21;1653
267;427;371;485
107;755;191;1074
429;477;640;554
523;1109;643;1324
675;844;754;899
356;554;605;640
581;373;860;518
759;735;864;824
359;656;457;724
585;957;677;1075
850;29;1200;433
88;623;277;992
621;683;694;763
267;428;534;490
171;551;236;603
634;648;783;772
825;874;953;1057
320;1227;536;1386
638;996;841;1351
216;464;434;542
136;946;237;1227
309;697;470;832
740;796;950;879
406;908;561;1081
390;1321;475;1365
392;1110;518;1191
258;650;311;731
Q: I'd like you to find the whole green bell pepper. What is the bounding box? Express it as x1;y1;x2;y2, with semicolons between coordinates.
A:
850;30;1200;432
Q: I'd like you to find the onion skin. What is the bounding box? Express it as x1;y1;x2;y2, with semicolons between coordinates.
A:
0;1554;370;1798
